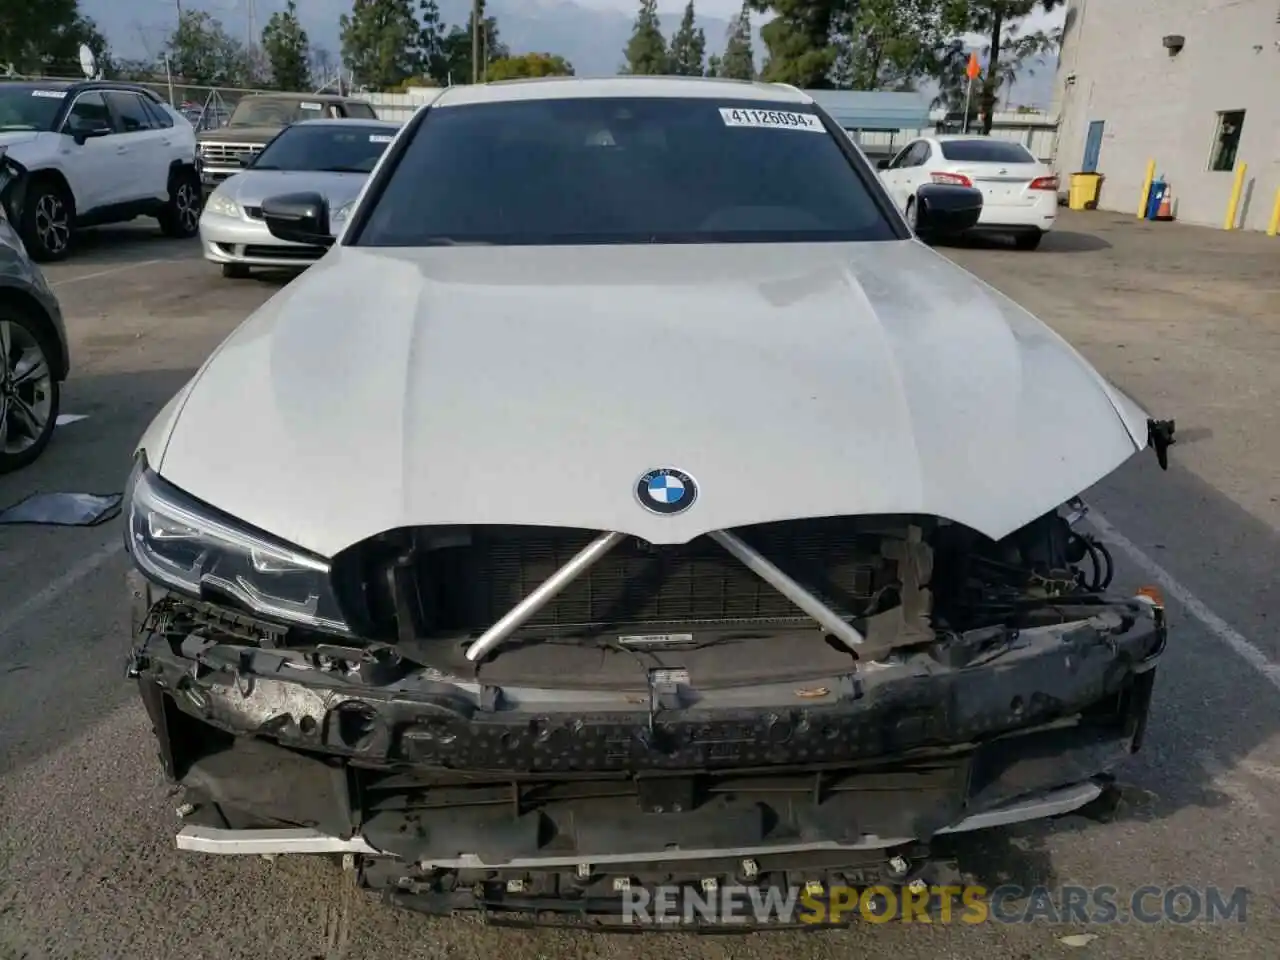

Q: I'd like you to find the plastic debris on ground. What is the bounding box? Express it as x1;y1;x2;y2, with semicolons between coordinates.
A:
0;492;123;526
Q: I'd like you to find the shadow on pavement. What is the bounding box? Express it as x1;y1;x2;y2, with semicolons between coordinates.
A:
938;230;1113;254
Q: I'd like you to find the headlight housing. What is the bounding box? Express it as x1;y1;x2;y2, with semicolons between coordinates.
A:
125;458;350;635
204;192;241;218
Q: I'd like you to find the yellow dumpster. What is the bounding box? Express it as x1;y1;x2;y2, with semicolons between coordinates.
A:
1069;172;1104;211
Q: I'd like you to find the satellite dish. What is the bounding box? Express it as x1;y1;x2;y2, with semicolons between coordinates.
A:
78;44;97;79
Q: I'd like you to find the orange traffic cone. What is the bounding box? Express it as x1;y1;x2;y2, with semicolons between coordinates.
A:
1156;188;1174;221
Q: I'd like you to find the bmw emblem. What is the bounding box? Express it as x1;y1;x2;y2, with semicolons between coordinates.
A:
636;468;698;516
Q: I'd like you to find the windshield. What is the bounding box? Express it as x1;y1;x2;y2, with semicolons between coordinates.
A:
0;86;66;132
252;124;396;172
355;97;896;247
228;97;328;127
938;139;1037;164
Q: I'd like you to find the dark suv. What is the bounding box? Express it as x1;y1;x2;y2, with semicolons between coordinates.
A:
196;93;380;189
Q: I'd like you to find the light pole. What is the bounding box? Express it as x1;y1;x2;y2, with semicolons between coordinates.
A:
471;0;481;83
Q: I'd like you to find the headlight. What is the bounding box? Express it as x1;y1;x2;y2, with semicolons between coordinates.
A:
125;459;350;634
204;193;241;218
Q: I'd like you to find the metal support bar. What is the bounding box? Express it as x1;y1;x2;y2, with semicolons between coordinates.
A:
708;530;865;650
174;782;1103;863
464;530;626;662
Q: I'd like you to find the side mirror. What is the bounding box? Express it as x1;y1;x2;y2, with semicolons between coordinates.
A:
912;183;983;240
70;125;112;146
262;192;333;247
237;153;255;167
876;157;892;170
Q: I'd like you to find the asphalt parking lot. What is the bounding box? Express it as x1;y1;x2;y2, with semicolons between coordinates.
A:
2;210;1278;958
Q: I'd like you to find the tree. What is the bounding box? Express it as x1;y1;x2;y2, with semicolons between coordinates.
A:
831;0;955;91
261;0;310;91
167;10;252;87
340;0;422;90
416;0;446;83
439;1;507;83
486;52;574;81
745;0;840;88
623;0;669;75
0;0;111;77
718;4;756;80
706;54;721;76
954;0;1063;133
669;1;707;77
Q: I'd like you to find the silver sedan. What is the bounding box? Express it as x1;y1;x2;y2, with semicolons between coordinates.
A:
198;118;400;278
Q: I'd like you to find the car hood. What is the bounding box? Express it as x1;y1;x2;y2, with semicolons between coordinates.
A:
217;169;368;209
0;131;42;149
149;240;1149;558
198;126;281;144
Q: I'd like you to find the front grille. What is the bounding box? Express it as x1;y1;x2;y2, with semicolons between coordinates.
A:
198;141;264;165
414;519;896;637
243;244;327;260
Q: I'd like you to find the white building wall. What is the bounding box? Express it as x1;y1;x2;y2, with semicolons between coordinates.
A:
1054;0;1280;231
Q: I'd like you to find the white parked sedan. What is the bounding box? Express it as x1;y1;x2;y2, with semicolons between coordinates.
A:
877;134;1058;249
124;76;1170;924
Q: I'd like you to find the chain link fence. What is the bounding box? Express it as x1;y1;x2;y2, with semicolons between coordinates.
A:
2;70;429;127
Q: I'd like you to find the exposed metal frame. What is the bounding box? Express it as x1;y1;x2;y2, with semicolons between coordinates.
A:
461;526;868;662
175;782;1103;863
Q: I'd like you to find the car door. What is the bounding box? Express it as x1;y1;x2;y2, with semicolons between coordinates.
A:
103;91;169;202
57;91;125;213
881;141;925;211
897;141;935;207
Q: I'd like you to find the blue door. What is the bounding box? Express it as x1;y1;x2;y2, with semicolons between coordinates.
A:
1082;121;1104;172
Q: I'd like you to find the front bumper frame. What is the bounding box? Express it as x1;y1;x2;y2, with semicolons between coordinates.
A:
128;569;1165;878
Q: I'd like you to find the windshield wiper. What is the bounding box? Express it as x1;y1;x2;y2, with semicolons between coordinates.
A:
0;125;36;131
317;165;371;174
251;164;281;170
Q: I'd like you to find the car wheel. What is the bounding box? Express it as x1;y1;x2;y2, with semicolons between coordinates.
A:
905;198;918;233
0;306;60;474
221;263;250;279
19;180;73;262
1014;231;1043;251
159;169;203;239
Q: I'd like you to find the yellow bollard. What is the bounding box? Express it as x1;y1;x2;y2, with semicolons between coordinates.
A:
1223;162;1247;230
1137;159;1156;218
1268;186;1280;237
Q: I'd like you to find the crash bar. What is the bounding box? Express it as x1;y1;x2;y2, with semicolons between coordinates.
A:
464;530;626;662
175;782;1103;862
708;530;865;650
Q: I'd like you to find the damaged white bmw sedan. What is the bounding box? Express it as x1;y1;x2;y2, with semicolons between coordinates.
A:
124;77;1173;927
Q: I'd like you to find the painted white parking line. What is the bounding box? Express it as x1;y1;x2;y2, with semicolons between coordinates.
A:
50;259;180;288
1087;508;1280;692
0;541;124;638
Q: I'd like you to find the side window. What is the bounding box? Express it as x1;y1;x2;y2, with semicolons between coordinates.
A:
888;144;913;169
140;97;174;129
899;142;925;167
64;92;112;133
914;142;933;164
342;102;378;119
104;92;156;133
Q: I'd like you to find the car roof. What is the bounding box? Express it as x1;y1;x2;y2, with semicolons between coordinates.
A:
431;76;813;108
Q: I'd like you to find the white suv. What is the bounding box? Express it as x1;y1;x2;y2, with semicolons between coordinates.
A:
0;80;202;261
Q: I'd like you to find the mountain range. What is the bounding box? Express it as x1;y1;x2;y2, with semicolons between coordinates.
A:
80;0;1055;108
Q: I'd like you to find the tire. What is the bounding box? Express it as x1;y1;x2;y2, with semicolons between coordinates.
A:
0;304;61;474
905;198;918;233
19;178;73;262
221;263;250;279
159;168;203;239
1014;231;1043;251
